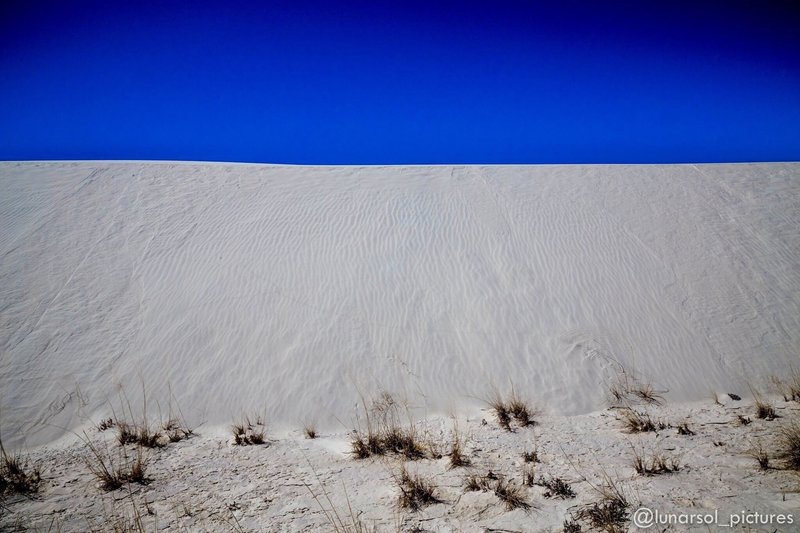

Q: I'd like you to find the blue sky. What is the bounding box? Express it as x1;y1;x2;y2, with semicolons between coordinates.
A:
1;1;798;164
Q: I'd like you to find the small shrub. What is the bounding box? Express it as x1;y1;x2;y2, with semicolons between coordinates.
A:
536;476;576;498
494;478;531;511
397;467;441;511
304;424;317;439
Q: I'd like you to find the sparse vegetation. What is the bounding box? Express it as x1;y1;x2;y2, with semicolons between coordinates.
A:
232;414;267;445
746;441;770;470
84;438;149;491
772;369;800;402
448;424;469;468
630;445;681;476
464;473;492;492
304;423;317;439
488;388;537;431
620;409;668;433
493;478;531;511
777;422;800;470
396;467;441;511
563;517;582;533
736;415;752;426
536;476;576;498
750;386;778;420
97;418;115;432
522;464;535;487
349;391;428;460
0;438;42;495
608;365;665;406
676;422;695;435
523;449;539;463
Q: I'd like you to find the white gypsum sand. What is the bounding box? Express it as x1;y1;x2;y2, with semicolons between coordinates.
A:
0;162;799;531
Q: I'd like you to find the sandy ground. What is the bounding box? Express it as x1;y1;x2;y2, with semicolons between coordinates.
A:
2;393;799;532
1;162;799;531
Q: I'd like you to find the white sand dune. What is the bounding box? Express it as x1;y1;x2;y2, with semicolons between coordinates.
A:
1;162;798;449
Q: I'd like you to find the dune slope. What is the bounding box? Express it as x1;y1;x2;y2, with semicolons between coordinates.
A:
1;162;798;448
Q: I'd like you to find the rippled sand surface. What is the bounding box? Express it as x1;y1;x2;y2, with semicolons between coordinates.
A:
1;162;798;447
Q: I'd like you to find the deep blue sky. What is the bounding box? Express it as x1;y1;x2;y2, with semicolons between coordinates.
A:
1;1;798;164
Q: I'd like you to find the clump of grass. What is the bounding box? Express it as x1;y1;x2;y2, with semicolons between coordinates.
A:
0;438;42;495
97;418;115;432
630;445;681;476
464;473;493;492
488;388;538;431
620;409;668;433
750;386;778;420
84;438;149;491
676;422;695;435
494;478;531;511
349;391;429;460
162;417;193;443
772;370;800;402
536;476;576;498
736;415;752;426
232;414;266;445
396;467;441;511
572;472;630;533
523;449;539;463
607;364;665;406
563;517;582;532
488;397;512;431
777;422;800;470
746;441;770;470
522;465;535;487
448;424;470;468
304;423;317;439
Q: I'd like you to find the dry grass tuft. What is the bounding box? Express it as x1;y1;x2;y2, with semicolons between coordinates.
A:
396;467;441;511
630;445;681;476
0;439;42;495
493;478;531;511
523;449;540;463
607;365;665;407
536;476;576;498
84;438;149;491
464;473;493;492
563;517;582;532
349;391;430;460
304;423;317;439
777;422;800;470
736;415;752;426
746;441;770;470
448;425;470;468
676;422;695;436
750;386;778;420
97;418;115;432
232;414;267;445
620;409;668;433
487;388;538;431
